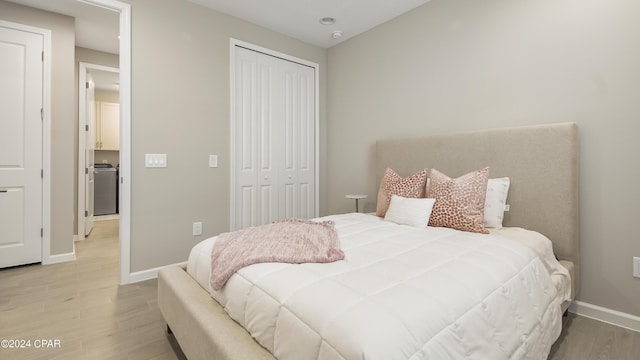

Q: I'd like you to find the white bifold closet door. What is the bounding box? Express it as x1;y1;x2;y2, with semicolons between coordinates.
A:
233;46;316;230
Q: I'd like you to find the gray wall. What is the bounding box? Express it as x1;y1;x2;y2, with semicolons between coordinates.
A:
127;0;327;272
1;1;75;256
327;0;640;316
1;1;327;272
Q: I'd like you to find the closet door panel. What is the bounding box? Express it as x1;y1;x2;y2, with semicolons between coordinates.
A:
260;185;275;225
283;183;296;219
281;61;315;219
299;183;311;219
297;65;315;187
257;53;280;224
240;186;256;228
234;48;259;228
280;67;298;218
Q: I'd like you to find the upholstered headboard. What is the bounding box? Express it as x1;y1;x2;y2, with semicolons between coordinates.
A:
376;123;579;297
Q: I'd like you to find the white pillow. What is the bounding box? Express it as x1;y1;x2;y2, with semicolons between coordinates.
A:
484;177;510;228
384;195;436;228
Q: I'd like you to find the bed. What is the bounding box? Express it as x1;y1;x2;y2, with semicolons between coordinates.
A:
158;122;579;360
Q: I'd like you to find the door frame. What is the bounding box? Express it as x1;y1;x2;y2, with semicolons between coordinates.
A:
77;62;119;241
76;0;132;284
0;20;51;265
229;39;320;230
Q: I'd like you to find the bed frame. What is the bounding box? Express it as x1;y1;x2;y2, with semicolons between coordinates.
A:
158;122;580;360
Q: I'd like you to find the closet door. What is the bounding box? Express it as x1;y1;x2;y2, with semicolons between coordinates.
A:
232;45;316;230
279;61;315;220
234;47;279;229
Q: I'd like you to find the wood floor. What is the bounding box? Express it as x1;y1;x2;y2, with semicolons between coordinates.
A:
1;220;638;360
549;312;640;360
0;220;179;360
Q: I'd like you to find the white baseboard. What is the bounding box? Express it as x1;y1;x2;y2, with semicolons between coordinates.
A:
95;214;120;221
126;261;188;284
569;300;640;332
42;250;76;265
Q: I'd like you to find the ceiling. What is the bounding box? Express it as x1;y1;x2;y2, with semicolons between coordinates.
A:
88;68;120;92
7;0;120;91
189;0;431;48
9;0;431;50
6;0;430;88
6;0;120;54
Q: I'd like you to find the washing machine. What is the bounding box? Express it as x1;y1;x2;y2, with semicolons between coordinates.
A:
94;164;117;215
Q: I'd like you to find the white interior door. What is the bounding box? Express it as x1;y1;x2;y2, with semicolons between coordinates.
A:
279;60;315;220
0;23;44;268
234;47;279;229
232;44;317;230
84;74;96;236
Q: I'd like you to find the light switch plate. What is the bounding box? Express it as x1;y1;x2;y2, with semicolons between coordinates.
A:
209;155;218;168
145;153;167;168
192;222;202;236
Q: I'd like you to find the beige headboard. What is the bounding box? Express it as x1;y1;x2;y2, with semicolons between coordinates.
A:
376;123;579;296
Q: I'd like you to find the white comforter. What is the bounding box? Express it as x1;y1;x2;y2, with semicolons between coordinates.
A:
187;213;567;360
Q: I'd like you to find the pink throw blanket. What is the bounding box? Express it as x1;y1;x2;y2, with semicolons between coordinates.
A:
210;219;344;290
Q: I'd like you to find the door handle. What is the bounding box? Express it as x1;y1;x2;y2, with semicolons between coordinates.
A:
0;190;7;193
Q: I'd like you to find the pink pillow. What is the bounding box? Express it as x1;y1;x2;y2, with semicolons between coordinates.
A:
376;168;428;217
427;167;490;234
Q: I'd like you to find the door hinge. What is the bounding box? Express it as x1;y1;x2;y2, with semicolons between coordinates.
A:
85;124;89;131
85;167;88;175
85;210;88;217
41;51;44;62
41;228;43;237
86;81;89;89
41;169;43;178
41;108;43;121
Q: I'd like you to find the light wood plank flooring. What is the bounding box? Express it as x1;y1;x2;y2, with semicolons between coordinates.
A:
549;312;640;360
1;220;638;359
0;220;178;360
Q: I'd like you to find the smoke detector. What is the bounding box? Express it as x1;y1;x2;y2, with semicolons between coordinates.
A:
319;17;335;25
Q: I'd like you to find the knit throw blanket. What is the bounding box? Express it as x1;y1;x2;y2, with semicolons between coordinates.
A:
210;219;344;290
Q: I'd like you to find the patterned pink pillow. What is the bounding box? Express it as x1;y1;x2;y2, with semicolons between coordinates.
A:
376;168;428;217
427;167;490;234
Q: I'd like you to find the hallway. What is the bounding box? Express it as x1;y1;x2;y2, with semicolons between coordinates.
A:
0;220;178;360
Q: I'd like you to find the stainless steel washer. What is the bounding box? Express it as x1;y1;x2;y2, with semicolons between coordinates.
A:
94;164;117;215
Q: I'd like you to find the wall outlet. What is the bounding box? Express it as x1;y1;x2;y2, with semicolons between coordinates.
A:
209;155;218;168
192;222;202;236
634;257;640;278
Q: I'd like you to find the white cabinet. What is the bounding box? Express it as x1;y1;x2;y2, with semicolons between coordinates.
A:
95;101;119;150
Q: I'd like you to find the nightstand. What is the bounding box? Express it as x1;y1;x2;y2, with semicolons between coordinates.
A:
345;194;368;212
